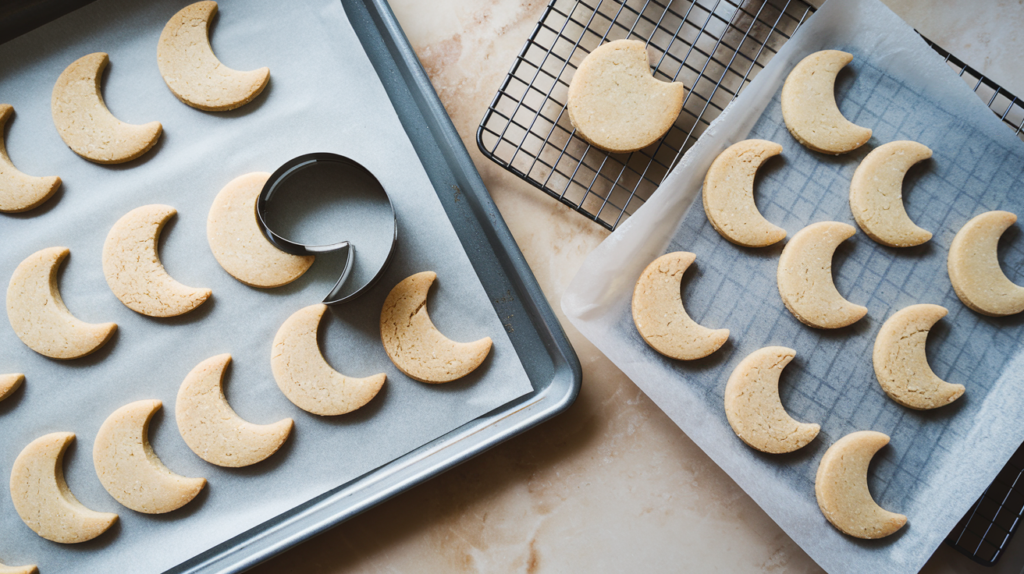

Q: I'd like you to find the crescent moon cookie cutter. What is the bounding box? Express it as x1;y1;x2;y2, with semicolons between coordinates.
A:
256;153;398;305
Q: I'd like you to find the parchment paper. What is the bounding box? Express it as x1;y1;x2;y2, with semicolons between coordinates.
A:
562;0;1024;572
0;1;533;572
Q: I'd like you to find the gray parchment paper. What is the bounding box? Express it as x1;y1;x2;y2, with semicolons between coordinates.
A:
562;0;1024;572
0;1;532;571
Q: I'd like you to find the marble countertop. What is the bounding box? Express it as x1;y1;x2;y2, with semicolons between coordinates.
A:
252;1;1024;572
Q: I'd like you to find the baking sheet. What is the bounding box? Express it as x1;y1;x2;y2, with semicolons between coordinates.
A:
0;0;533;572
561;0;1024;573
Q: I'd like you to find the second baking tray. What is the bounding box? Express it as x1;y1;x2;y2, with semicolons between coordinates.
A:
0;0;581;572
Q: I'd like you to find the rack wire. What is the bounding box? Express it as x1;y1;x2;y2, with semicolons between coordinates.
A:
477;0;1024;566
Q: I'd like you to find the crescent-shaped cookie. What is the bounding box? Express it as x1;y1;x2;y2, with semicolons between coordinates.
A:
103;204;211;317
850;141;933;247
948;210;1024;316
724;346;819;453
0;561;37;574
158;1;270;111
93;400;206;514
873;304;964;410
10;432;118;543
0;105;61;213
777;221;867;329
631;252;729;360
380;272;492;383
51;53;162;164
815;430;907;539
7;247;117;359
273;304;386;416
702;139;786;247
207;172;314;287
177;354;293;467
0;373;25;402
781;50;871;155
567;39;685;153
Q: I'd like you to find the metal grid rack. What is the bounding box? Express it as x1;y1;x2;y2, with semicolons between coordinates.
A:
477;0;1024;566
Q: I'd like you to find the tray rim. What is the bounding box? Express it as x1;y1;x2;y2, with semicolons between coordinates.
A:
0;0;582;572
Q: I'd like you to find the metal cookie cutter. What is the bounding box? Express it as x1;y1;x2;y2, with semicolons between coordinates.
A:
256;153;398;305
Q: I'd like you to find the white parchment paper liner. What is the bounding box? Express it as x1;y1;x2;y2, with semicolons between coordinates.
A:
563;0;1024;572
0;0;533;571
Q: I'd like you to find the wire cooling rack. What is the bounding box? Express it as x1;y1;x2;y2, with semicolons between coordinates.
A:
477;0;1024;567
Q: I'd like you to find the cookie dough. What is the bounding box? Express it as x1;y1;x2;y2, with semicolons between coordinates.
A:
93;400;206;514
632;251;729;360
51;53;162;164
781;50;871;155
207;172;314;287
273;304;386;415
873;304;964;410
702;139;786;247
158;1;270;111
850;140;933;247
380;272;492;383
103;204;211;317
7;247;117;359
724;346;819;453
567;39;685;153
177;354;293;467
10;432;118;543
815;430;907;539
777;221;867;329
0;104;61;213
948;210;1024;316
0;373;24;402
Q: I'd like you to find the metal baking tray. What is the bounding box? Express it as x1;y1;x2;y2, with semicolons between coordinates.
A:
0;1;582;572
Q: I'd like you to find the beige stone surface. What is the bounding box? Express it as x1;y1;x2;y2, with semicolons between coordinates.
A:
251;1;1024;572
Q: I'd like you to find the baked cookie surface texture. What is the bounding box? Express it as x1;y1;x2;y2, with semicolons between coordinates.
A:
702;139;786;247
207;172;314;287
567;39;685;153
781;50;871;154
631;252;728;360
51;53;162;164
849;140;933;247
10;432;118;543
948;210;1024;316
380;272;492;383
724;346;819;453
815;430;907;539
0;104;61;212
873;304;964;410
158;1;270;111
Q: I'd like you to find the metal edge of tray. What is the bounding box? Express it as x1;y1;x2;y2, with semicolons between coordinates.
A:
164;0;582;572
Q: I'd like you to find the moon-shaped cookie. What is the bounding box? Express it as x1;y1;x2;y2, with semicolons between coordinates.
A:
702;139;786;247
103;204;211;317
207;172;314;287
873;304;963;410
724;346;819;453
10;432;118;543
815;430;907;539
850;141;933;247
380;272;493;383
7;247;117;359
177;354;293;467
0;373;24;402
632;252;729;360
781;50;871;155
51;53;162;164
948;210;1024;316
0;105;60;213
158;1;270;111
93;400;206;514
273;304;386;416
777;221;867;329
567;39;685;153
0;561;37;574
